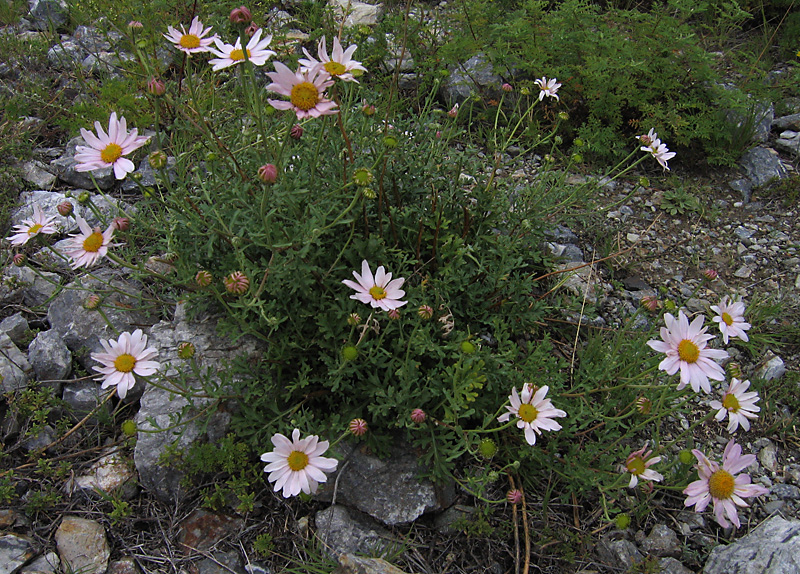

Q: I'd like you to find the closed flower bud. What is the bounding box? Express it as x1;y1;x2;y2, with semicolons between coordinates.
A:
663;300;677;311
177;342;196;359
410;408;426;424
229;5;252;24
147;77;166;97
121;419;138;436
460;340;476;354
362;103;376;116
77;191;90;204
348;418;368;436
195;270;213;287
149;150;168;170
224;271;249;295
640;295;659;312
383;135;399;149
12;253;26;267
84;294;102;310
57;201;74;216
726;362;742;379
635;396;652;415
507;489;523;504
558;111;569;121
554;135;563;145
702;268;718;281
638;176;650;188
244;23;259;37
128;20;143;29
520;86;530;96
501;83;513;92
347;313;361;326
112;217;130;231
678;449;694;465
478;438;497;459
571;153;583;163
290;124;303;139
362;187;377;199
258;163;278;184
447;103;459;118
615;513;631;530
342;345;358;361
352;167;373;187
573;138;584;147
418;304;433;320
387;308;400;320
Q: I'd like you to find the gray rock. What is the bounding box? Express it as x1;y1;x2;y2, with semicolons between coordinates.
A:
739;146;788;189
315;505;393;557
556;262;601;304
755;353;786;381
54;517;109;574
596;537;645;571
729;178;754;203
337;554;410;574
775;131;800;156
0;313;29;346
329;0;383;26
62;380;104;420
22;425;56;452
545;225;579;244
28;329;72;382
0;534;37;574
74;448;137;497
51;136;116;190
18;160;57;188
0;265;61;310
759;443;779;472
658;557;693;574
120;156;177;193
770;483;800;500
703;516;800;574
434;505;477;534
318;440;451;525
196;552;244;574
0;333;32;393
441;53;503;106
20;552;60;574
774;112;800;130
47;40;82;70
28;0;69;31
639;524;681;558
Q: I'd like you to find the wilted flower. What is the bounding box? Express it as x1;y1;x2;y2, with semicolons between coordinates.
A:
447;103;459;118
224;271;250;295
244;23;259;37
534;77;561;100
267;62;337;119
347;312;361;326
684;440;769;528
112;217;130;232
74;112;149;180
91;329;160;399
195;270;213;287
260;429;338;498
258;163;278;184
410;408;426;424
348;418;368;436
209;28;276;71
646;311;728;394
709;378;760;433
7;204;58;246
298;36;367;83
507;489;523;504
290;124;304;139
498;384;567;446
164;16;217;54
342;260;407;312
64;216;115;269
711;296;751;344
229;5;252;24
624;445;663;488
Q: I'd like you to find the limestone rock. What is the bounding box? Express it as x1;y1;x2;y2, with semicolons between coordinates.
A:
441;53;503;106
0;333;32;393
54;517;110;574
0;534;37;574
337;554;410;574
28;0;69;31
739;146;787;189
315;505;393;557
28;329;72;382
703;516;800;574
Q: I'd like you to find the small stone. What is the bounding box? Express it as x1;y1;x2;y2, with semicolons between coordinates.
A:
54;517;110;574
755;353;786;381
0;534;37;574
770;483;800;500
759;444;779;472
640;524;681;558
733;265;752;278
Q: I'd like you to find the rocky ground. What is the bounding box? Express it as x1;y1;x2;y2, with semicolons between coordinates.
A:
2;1;800;574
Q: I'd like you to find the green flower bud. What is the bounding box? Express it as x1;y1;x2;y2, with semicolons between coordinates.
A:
679;449;694;465
352;167;374;187
573;138;584;147
343;345;358;361
615;513;631;530
383;135;399;149
77;191;91;204
478;438;497;459
460;340;476;354
121;420;137;436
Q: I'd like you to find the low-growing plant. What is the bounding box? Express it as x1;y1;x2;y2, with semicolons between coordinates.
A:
660;186;704;216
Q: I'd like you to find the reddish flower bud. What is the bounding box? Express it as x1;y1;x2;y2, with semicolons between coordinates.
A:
229;6;252;24
640;295;659;312
348;418;368;436
12;253;26;267
84;294;102;310
501;83;513;92
244;23;259;37
257;163;278;184
387;308;400;320
507;489;523;504
410;408;426;424
447;104;459;118
418;305;433;320
224;271;249;295
195;270;212;287
362;103;376;116
702;268;718;281
57;201;74;216
147;77;166;97
290;124;303;140
112;217;130;231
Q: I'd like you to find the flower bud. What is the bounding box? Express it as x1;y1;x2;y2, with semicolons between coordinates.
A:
347;313;361;326
573;138;584;147
460;340;476;354
571;153;583;163
147;77;166;97
478;438;497;459
558;111;569;121
383;135;398;149
112;217;130;231
342;345;358;361
362;103;376;116
640;295;659;312
726;362;742;379
348;418;368;436
195;270;213;287
638;176;650;188
128;20;143;29
387;308;400;320
229;5;252;24
12;253;26;267
702;268;718;281
224;271;250;295
57;201;74;216
501;83;513;92
635;396;652;415
507;489;523;505
418;305;433;320
679;449;694;465
258;163;278;184
149;150;168;170
121;419;138;436
554;135;563;145
362;187;377;199
410;408;426;424
177;342;196;359
615;513;631;530
77;191;90;204
520;86;530;96
352;167;373;187
244;23;259;37
290;124;303;140
84;294;102;310
447;103;459;118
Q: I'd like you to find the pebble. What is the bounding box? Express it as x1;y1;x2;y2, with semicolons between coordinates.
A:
733;265;752;278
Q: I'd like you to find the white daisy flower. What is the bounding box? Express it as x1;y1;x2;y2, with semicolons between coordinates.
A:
91;329;160;399
74;112;150;180
164;16;217;54
711;296;751;344
534;77;561;101
342;259;407;312
63;216;115;269
709;378;760;433
497;384;567;445
298;36;367;82
208;28;276;71
8;204;58;246
260;429;338;498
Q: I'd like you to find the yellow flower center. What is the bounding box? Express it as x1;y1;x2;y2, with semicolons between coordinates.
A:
100;143;123;164
290;81;320;111
722;393;741;412
82;231;105;253
324;61;347;76
517;403;539;424
179;34;201;49
369;286;387;300
114;353;137;373
230;48;251;61
287;450;309;471
626;456;645;476
28;223;43;235
721;312;733;326
708;469;735;499
677;339;699;363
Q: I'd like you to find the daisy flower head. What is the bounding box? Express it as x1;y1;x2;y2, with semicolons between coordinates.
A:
646;311;728;394
91;329;160;399
649;140;676;170
709;378;760;433
164;16;217;54
64;216;115;269
711;296;751;344
497;384;566;446
623;445;663;489
534;77;561;101
8;204;58;246
298;36;367;83
342;259;407;312
74;112;150;180
208;28;276;71
683;439;769;528
260;429;338;498
267;62;338;120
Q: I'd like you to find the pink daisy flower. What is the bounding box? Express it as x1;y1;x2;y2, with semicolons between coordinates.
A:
683;439;769;528
298;36;367;83
623;445;663;489
260;429;338;498
497;384;566;446
711;296;751;344
534;77;561;101
266;62;338;119
91;329;160;399
8;204;58;246
63;216;115;269
208;28;276;71
163;16;217;54
342;259;407;312
74;112;150;180
709;378;760;433
646;311;728;394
